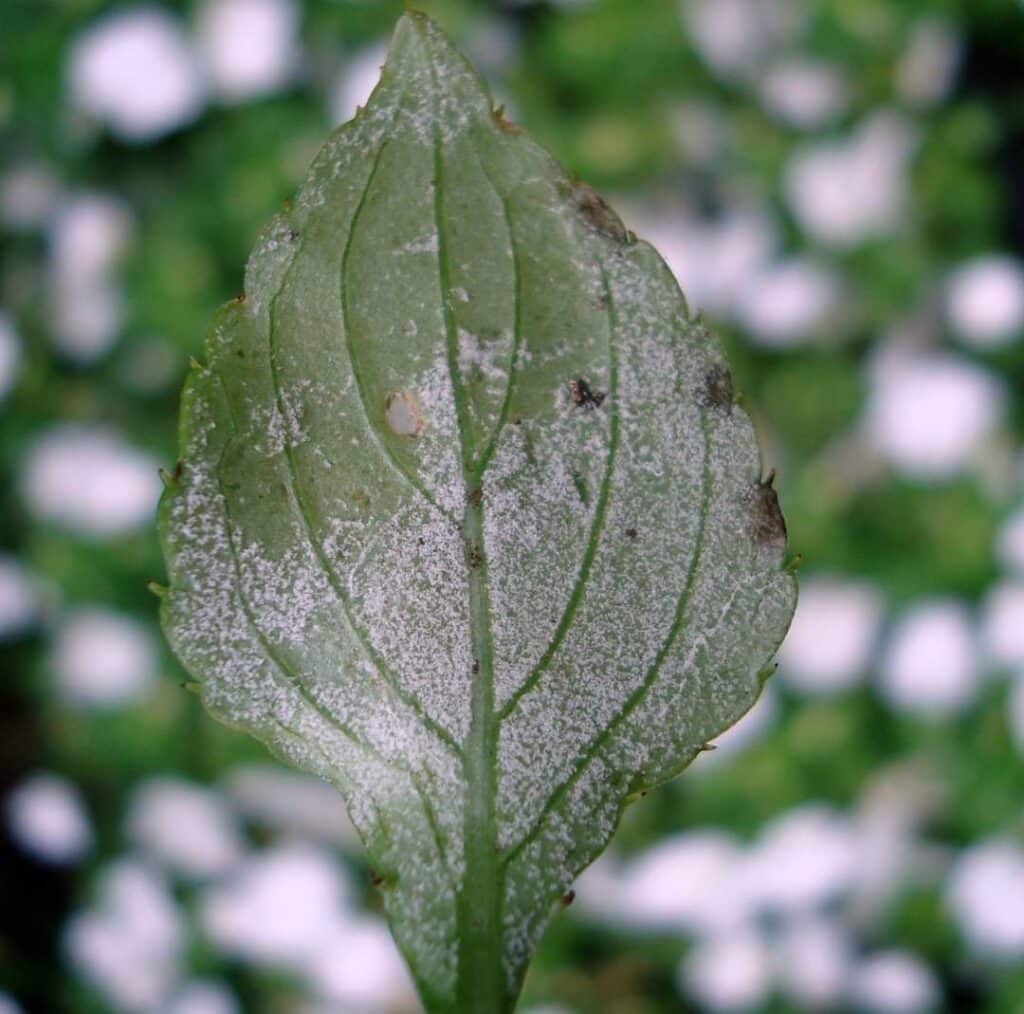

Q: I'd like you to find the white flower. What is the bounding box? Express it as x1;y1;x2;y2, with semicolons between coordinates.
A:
51;608;157;708
741;805;858;913
49;194;132;362
5;773;92;865
947;840;1024;959
195;0;300;103
779;576;883;694
0;166;59;231
1009;678;1024;755
738;258;841;347
69;7;205;142
128;779;245;879
0;555;39;641
786;113;916;247
201;843;351;966
878;600;978;718
774;917;851;1008
946;255;1024;349
612;831;750;936
221;764;358;847
996;508;1024;575
305;916;416;1011
22;426;162;536
0;311;22;400
897;19;961;108
863;353;1004;480
982;580;1024;669
759;60;847;129
681;0;802;82
160;980;239;1014
848;950;939;1012
680;928;773;1012
330;43;388;126
65;860;185;1012
633;206;777;321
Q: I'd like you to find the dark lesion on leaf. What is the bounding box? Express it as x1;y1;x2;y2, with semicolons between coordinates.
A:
748;470;787;550
701;364;734;412
570;181;634;244
625;527;638;540
491;105;521;134
568;378;606;410
560;890;576;908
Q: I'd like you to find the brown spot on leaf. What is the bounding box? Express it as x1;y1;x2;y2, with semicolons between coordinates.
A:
561;890;576;908
572;182;632;243
568;378;606;410
625;527;638;539
749;471;787;550
384;391;425;438
702;364;734;412
466;487;483;508
491;105;521;134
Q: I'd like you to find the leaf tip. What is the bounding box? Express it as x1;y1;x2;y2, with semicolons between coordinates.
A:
147;581;168;600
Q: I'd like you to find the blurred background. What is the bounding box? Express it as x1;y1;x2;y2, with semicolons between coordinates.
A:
2;0;1024;1011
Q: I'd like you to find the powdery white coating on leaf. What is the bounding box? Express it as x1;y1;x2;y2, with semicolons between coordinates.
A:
159;13;796;1010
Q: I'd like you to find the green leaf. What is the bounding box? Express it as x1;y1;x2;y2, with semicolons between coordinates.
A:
158;12;797;1012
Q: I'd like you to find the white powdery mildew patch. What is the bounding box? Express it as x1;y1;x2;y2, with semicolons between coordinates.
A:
496;244;750;849
349;505;472;741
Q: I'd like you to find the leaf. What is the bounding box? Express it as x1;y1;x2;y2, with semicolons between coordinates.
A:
158;12;797;1012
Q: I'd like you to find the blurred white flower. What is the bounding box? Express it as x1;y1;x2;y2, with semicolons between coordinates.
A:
195;0;299;103
0;311;22;400
201;843;351;966
680;927;773;1012
759;60;847;129
997;508;1024;575
330;43;388;126
634;206;777;321
848;950;939;1012
878;600;978;718
52;608;157;708
981;580;1024;669
0;993;24;1014
863;353;1004;480
778;576;883;694
774;916;851;1008
897;19;961;109
128;778;245;879
5;773;92;865
160;980;239;1014
946;256;1024;349
786;113;916;247
65;860;185;1012
22;426;162;537
0;167;60;231
305;916;416;1011
947;840;1024;959
607;831;750;936
681;0;802;81
1009;678;1024;755
222;764;358;847
742;805;858;913
69;7;204;142
0;555;39;641
50;194;132;362
738;258;841;347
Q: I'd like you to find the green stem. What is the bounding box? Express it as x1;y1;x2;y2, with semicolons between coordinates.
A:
431;121;509;1011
